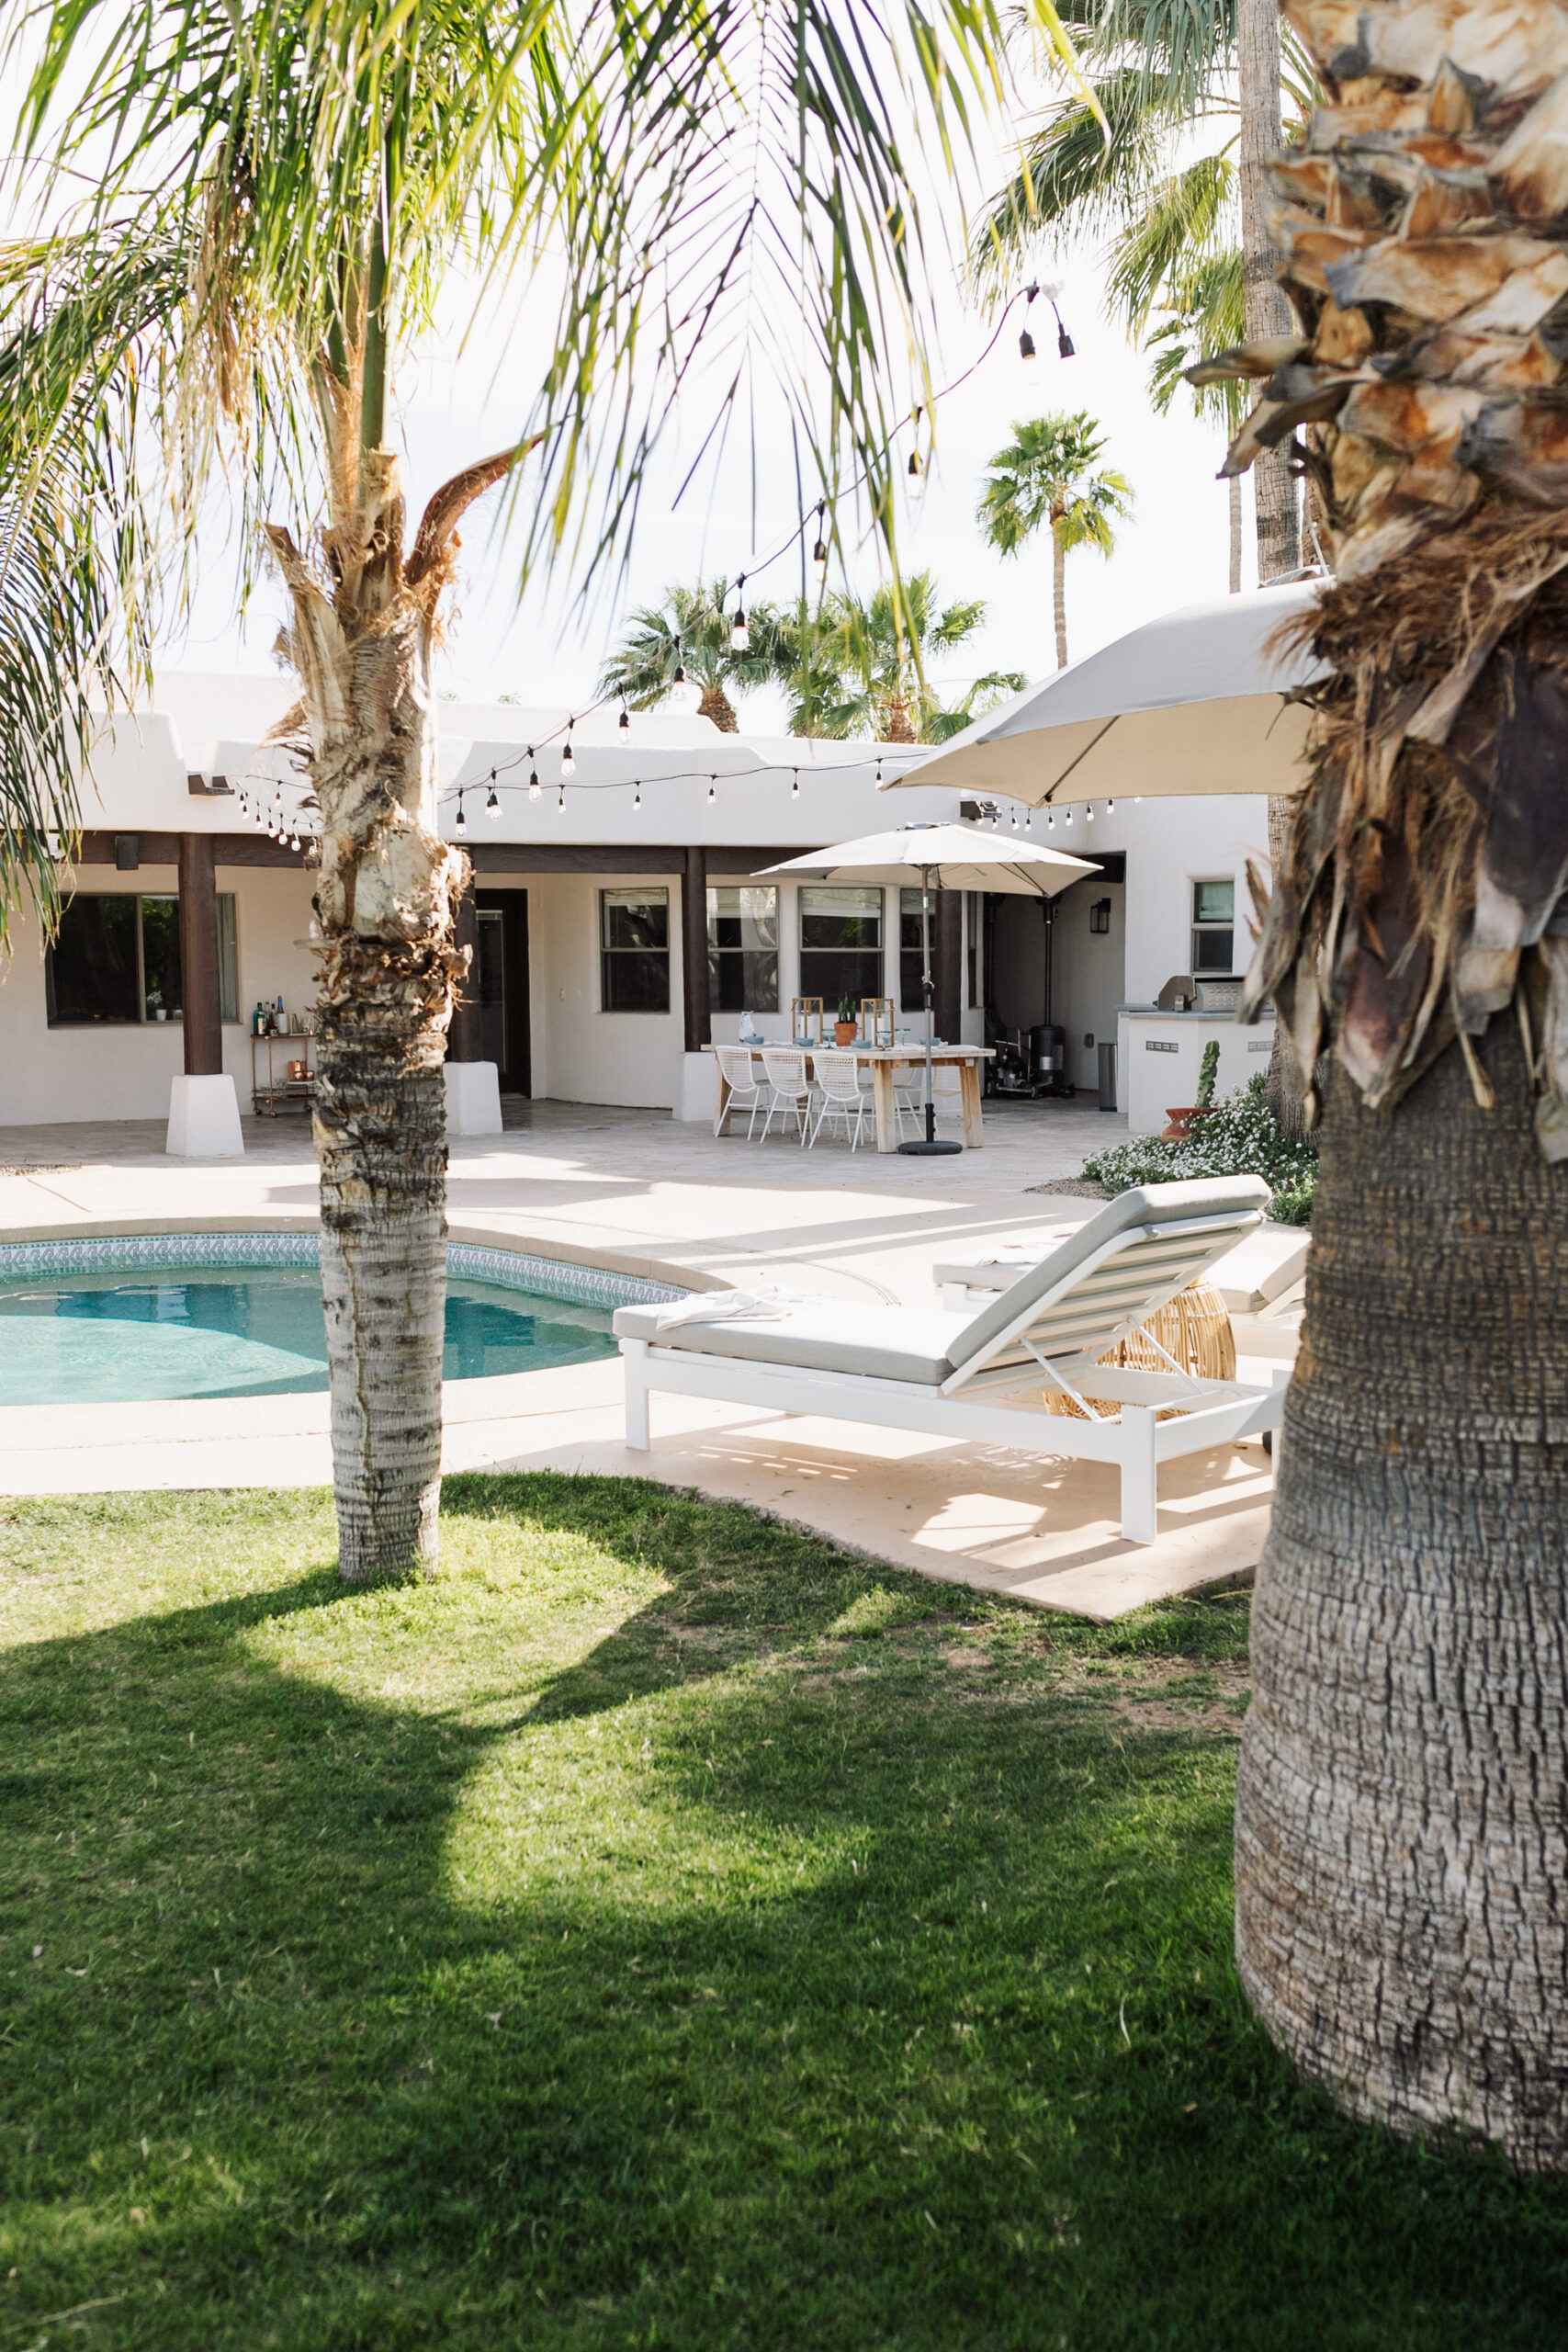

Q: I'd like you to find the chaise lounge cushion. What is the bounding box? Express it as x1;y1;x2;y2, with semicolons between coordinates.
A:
612;1300;972;1385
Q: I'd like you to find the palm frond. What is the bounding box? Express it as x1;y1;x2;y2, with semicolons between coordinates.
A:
1103;150;1235;334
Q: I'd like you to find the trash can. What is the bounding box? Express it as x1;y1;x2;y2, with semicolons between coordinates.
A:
1097;1041;1118;1113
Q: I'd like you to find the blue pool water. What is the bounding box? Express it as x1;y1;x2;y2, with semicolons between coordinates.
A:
0;1266;620;1406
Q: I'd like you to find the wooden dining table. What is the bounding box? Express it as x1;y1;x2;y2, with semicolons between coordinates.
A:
708;1042;992;1153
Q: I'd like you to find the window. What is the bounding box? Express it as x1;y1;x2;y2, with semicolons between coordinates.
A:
45;892;239;1026
601;888;670;1012
707;886;778;1012
1191;878;1235;974
966;892;981;1008
798;886;882;1017
900;888;939;1013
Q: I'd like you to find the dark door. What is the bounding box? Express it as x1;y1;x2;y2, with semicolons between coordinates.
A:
474;890;531;1094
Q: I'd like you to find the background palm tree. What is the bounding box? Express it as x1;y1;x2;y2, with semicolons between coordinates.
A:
1200;1;1568;2172
974;0;1306;584
784;574;1024;741
976;413;1131;668
0;0;1039;1581
596;582;790;732
1144;255;1247;589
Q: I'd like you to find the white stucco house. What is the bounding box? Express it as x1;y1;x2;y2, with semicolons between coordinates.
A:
0;671;1271;1141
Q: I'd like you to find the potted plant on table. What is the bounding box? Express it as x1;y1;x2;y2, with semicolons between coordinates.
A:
1161;1038;1222;1143
834;995;859;1047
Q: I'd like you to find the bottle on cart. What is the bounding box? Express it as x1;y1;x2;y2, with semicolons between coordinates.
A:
252;1001;266;1036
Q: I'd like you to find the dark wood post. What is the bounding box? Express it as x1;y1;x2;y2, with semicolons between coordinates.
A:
177;831;223;1075
934;885;963;1045
682;844;710;1052
449;871;479;1062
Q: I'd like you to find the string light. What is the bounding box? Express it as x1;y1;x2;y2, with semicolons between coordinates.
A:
811;503;829;585
1086;802;1095;822
486;774;501;817
1106;797;1115;811
1020;282;1038;361
1046;808;1055;828
671;635;695;709
455;791;467;836
558;782;566;812
791;771;799;797
706;778;716;804
633;781;641;809
1024;808;1032;829
1010;807;1018;828
528;765;540;802
729;578;749;653
619;703;630;734
561;731;576;779
1064;806;1074;825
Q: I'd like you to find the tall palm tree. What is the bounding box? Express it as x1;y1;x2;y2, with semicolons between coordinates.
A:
0;0;1043;1582
976;413;1131;668
1143;254;1247;585
974;0;1306;582
1195;4;1568;2173
782;574;1023;741
596;582;788;732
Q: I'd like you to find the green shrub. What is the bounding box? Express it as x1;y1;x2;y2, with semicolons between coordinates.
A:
1082;1073;1317;1224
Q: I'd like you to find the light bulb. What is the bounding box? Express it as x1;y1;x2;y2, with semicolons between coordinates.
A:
558;784;566;812
1064;807;1073;825
455;795;467;836
811;505;829;583
528;768;540;802
906;450;924;506
706;780;716;804
633;782;641;809
486;786;500;817
561;739;576;778
791;774;799;798
1057;322;1075;359
1046;808;1055;828
1106;797;1115;811
619;703;629;733
730;577;749;652
1010;808;1018;828
1019;327;1036;361
1086;803;1095;822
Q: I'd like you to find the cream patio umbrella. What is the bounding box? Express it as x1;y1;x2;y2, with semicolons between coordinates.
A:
877;580;1329;808
757;822;1095;1155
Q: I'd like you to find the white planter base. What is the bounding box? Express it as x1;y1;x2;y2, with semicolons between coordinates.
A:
677;1051;713;1123
166;1073;245;1159
445;1060;504;1136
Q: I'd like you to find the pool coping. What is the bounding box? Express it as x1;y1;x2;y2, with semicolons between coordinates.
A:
0;1213;717;1300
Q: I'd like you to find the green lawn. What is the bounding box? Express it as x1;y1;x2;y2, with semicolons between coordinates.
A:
1;1479;1563;2350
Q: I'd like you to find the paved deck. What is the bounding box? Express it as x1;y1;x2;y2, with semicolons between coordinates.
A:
0;1097;1291;1621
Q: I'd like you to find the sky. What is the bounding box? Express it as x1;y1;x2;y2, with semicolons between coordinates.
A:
6;18;1251;730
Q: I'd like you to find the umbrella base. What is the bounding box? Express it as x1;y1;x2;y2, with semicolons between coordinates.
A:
899;1139;964;1156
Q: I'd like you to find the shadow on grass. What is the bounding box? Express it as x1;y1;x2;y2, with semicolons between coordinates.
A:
0;1474;1564;2352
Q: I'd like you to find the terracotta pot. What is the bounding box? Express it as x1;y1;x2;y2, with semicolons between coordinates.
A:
834;1022;858;1046
1161;1104;1218;1144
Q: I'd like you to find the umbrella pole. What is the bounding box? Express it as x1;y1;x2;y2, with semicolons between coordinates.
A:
900;867;961;1156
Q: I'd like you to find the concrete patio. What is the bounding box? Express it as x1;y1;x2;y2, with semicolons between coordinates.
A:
0;1095;1292;1620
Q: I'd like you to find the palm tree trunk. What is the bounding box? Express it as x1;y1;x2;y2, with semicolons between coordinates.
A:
1052;526;1067;669
1237;0;1298;584
1238;0;1307;1133
267;422;515;1581
1228;474;1242;594
697;680;739;731
1237;1023;1568;2171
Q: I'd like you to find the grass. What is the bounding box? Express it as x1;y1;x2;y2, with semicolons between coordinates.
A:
1;1476;1564;2351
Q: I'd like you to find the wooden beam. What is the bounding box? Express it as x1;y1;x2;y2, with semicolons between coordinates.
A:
449;870;479;1062
72;831;306;870
682;843;710;1054
177;832;223;1075
465;842;799;876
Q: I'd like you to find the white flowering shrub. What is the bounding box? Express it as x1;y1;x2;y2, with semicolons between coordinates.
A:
1082;1075;1318;1225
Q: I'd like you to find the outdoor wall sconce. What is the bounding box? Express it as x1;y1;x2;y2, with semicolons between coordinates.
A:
1089;898;1111;934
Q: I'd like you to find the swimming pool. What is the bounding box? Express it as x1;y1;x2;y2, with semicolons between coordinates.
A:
0;1236;680;1408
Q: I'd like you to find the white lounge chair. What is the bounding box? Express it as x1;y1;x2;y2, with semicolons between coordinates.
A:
615;1176;1285;1544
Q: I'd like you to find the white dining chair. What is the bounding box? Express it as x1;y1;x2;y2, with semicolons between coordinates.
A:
713;1045;767;1139
760;1047;814;1145
809;1049;871;1150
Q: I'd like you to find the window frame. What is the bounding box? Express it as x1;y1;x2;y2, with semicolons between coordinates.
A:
705;883;780;1014
599;885;671;1014
44;889;241;1029
1190;877;1235;976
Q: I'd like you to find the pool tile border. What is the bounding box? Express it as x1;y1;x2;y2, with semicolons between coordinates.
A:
0;1232;685;1311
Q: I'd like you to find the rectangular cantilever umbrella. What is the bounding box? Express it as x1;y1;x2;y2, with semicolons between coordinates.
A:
757;822;1095;1154
878;582;1329;808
